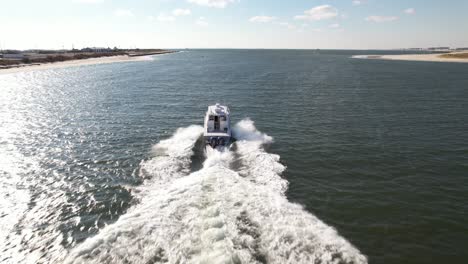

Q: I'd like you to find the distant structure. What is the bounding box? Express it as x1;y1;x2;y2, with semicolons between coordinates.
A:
80;47;112;53
2;53;25;60
427;47;450;51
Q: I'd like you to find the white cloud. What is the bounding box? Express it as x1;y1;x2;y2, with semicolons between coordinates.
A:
352;0;368;6
187;0;235;8
404;8;415;15
73;0;104;3
365;15;398;23
173;9;191;16
114;9;134;17
196;17;208;26
147;15;155;21
157;13;175;22
249;16;277;23
294;5;338;21
329;23;340;28
277;22;296;30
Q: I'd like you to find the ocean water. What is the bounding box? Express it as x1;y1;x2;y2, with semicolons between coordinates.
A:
0;50;467;264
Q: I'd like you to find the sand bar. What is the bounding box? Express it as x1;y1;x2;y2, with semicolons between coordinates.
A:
0;55;153;75
352;52;468;63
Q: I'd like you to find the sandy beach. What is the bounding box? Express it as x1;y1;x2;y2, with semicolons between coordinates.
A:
0;55;153;75
353;52;468;63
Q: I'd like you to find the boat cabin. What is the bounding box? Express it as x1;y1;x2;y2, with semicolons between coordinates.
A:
204;103;232;148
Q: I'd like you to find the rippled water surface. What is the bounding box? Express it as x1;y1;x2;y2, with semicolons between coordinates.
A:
1;50;467;263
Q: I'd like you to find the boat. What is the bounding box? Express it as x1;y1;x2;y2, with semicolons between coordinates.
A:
204;103;232;149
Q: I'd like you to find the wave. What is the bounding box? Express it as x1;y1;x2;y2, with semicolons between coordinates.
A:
66;119;367;264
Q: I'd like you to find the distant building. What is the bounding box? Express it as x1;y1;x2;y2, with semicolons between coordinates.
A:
24;53;48;60
428;47;450;50
81;47;112;53
2;53;25;60
0;52;50;60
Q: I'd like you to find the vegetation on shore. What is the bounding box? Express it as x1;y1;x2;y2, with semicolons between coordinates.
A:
0;49;175;68
439;52;468;59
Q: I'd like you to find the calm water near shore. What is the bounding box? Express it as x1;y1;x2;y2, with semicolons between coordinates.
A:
1;49;467;263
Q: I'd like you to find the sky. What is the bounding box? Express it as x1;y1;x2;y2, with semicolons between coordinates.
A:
1;0;468;50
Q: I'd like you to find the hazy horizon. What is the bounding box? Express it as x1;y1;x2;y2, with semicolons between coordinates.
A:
1;0;468;50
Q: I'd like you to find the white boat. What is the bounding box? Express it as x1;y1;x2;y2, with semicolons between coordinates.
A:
204;103;232;148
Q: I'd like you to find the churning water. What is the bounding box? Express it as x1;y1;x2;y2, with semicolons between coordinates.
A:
65;120;366;263
1;50;467;263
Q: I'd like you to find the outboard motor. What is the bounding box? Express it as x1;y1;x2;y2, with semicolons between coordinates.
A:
210;137;217;148
218;137;225;146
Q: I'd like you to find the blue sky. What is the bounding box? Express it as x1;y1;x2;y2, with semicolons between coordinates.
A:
1;0;467;49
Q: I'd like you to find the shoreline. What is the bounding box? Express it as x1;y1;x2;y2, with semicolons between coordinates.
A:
0;54;164;75
352;52;468;63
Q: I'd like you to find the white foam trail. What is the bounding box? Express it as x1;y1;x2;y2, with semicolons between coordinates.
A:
232;119;273;144
232;119;288;194
139;125;204;183
66;120;367;264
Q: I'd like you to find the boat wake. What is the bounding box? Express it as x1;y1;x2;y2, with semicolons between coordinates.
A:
66;119;367;264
